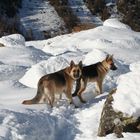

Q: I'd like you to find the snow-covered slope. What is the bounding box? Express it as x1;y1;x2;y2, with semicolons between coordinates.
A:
67;0;102;26
0;19;140;139
19;0;66;40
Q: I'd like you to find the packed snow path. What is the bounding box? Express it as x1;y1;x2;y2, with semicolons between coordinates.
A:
0;19;140;139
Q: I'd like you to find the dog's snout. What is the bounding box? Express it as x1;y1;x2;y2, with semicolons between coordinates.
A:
74;69;80;78
111;63;117;70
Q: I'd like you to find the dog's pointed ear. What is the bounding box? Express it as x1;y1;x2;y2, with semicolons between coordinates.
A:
111;54;114;59
70;60;75;68
106;54;114;61
78;61;83;69
106;54;110;61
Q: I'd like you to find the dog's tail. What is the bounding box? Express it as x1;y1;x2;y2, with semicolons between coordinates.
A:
22;87;42;105
72;78;81;97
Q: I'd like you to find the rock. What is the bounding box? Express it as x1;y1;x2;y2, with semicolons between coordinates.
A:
0;43;5;47
98;89;140;138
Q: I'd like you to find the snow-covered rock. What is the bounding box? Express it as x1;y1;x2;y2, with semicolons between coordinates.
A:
0;34;25;48
113;61;140;117
0;34;49;66
103;18;131;30
98;89;140;138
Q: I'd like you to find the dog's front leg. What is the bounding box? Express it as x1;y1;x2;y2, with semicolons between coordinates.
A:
65;85;73;104
66;92;73;104
72;78;81;97
96;80;103;94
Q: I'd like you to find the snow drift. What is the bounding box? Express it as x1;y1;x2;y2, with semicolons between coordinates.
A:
19;57;69;88
113;61;140;118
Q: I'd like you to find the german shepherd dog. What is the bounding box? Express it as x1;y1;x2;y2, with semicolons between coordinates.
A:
72;55;117;103
22;60;82;107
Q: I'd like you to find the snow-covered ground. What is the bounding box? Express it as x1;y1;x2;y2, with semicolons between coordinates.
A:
0;19;140;139
19;0;66;40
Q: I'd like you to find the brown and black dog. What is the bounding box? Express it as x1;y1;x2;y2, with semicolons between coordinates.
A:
22;60;82;107
72;55;117;103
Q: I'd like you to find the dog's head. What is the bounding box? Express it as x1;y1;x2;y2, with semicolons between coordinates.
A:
68;60;82;80
103;54;117;71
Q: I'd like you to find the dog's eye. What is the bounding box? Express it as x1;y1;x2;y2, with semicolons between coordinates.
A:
73;70;76;73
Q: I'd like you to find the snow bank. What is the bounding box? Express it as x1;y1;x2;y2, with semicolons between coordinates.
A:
0;45;48;67
43;43;80;56
0;34;25;48
103;18;131;30
26;40;48;50
0;34;49;66
129;61;140;72
113;61;140;117
83;49;107;65
42;19;140;63
19;57;69;88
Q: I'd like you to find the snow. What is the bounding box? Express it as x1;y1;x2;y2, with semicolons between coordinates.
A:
19;57;69;88
0;18;140;139
113;61;140;117
129;61;140;72
83;49;107;65
103;18;131;30
0;34;25;48
67;0;102;26
19;0;66;39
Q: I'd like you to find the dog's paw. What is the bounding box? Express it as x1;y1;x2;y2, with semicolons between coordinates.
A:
81;100;87;103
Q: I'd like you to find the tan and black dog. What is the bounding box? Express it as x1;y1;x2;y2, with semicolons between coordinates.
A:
22;60;82;107
72;55;117;103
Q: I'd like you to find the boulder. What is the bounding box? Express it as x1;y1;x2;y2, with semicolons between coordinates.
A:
98;89;140;138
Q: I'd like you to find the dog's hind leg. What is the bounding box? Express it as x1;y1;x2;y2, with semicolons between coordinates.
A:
47;96;54;108
44;87;55;108
50;93;55;107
